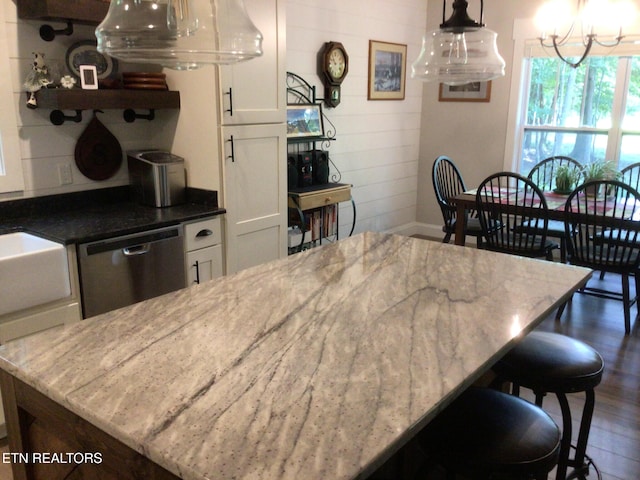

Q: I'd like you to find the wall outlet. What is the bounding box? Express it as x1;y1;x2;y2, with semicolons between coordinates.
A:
57;163;73;185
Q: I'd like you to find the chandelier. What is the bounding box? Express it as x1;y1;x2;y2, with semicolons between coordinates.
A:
535;0;637;68
411;0;505;86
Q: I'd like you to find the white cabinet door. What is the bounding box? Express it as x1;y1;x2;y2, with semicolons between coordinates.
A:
186;245;224;285
222;123;287;273
218;0;285;126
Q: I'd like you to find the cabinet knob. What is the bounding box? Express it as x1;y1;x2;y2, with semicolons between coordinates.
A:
324;197;332;203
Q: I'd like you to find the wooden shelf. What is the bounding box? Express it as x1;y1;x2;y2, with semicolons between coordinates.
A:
35;89;181;111
287;136;335;145
17;0;109;25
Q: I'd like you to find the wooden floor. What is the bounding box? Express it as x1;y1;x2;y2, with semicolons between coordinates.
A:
0;265;638;480
530;271;640;480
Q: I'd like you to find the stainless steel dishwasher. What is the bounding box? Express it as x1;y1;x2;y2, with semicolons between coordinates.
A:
78;225;185;318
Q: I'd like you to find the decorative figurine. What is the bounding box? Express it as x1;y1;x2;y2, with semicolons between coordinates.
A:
23;52;53;109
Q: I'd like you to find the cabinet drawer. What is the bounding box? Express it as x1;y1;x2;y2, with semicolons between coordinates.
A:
289;186;351;211
185;217;222;251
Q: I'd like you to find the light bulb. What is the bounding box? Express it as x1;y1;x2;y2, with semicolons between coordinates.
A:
167;0;199;37
448;33;468;65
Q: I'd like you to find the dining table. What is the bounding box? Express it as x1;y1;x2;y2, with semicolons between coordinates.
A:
452;186;636;247
0;232;592;480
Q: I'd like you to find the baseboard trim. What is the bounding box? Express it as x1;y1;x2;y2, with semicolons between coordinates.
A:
385;222;443;239
385;222;483;246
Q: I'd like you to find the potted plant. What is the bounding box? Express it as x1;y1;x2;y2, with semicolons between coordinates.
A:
554;164;581;194
581;160;620;197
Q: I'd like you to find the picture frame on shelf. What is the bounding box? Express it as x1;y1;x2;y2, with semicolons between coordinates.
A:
286;104;324;139
367;40;407;101
79;65;98;90
439;81;492;102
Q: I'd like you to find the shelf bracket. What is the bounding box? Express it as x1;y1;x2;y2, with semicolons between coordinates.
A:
49;109;82;126
39;21;73;42
123;109;156;123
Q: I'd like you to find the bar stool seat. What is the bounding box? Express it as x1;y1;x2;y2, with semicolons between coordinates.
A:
419;386;561;480
493;332;604;480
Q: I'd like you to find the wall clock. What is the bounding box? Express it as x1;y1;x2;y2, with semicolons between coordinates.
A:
318;41;348;108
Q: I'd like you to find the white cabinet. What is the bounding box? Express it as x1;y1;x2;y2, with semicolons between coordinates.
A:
184;216;224;285
218;0;286;126
221;123;287;274
217;0;287;274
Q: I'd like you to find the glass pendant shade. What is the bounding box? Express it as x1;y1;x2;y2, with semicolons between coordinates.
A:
411;27;505;86
95;0;263;70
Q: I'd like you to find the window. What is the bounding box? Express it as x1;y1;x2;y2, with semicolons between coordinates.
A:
517;54;640;176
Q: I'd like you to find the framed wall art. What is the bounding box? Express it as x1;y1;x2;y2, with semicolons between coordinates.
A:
79;65;98;90
286;104;324;139
368;40;407;101
438;81;492;102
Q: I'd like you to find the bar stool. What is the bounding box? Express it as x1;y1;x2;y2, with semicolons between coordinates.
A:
418;386;561;480
492;332;604;480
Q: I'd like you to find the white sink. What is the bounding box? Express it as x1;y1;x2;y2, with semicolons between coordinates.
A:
0;233;71;316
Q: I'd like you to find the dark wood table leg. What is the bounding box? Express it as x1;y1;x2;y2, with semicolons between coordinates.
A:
454;202;467;246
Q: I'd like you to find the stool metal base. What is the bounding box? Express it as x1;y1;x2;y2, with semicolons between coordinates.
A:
527;389;596;480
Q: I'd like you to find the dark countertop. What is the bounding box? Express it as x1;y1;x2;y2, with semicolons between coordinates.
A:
0;186;225;245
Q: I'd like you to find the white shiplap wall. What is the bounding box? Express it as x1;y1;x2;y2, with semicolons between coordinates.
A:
286;0;426;235
1;0;178;199
2;0;427;238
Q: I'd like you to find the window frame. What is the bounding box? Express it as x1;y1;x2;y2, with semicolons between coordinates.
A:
505;18;640;175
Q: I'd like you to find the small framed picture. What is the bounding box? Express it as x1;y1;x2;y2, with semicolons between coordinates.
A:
368;40;407;101
439;81;492;102
286;104;324;139
79;65;98;90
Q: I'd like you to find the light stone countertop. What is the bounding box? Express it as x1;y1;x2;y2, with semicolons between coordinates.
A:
0;232;591;480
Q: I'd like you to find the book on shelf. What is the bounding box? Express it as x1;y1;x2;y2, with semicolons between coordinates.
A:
297;203;338;242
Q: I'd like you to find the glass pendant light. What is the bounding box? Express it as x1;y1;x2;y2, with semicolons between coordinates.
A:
95;0;263;70
411;0;505;86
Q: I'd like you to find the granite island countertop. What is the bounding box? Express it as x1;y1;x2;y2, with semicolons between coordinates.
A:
0;186;225;245
0;233;592;480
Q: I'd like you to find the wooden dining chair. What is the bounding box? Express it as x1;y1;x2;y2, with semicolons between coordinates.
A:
432;156;484;245
563;179;640;334
528;155;583;191
526;156;583;263
621;162;640;190
476;172;559;260
598;162;640;280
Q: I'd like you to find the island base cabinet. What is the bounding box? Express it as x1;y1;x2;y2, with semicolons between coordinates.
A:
0;372;179;480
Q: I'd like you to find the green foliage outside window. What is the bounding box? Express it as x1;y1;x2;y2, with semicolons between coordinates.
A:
520;55;640;177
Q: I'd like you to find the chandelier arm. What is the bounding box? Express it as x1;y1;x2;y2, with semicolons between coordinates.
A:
549;34;594;68
592;31;624;48
539;22;576;49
